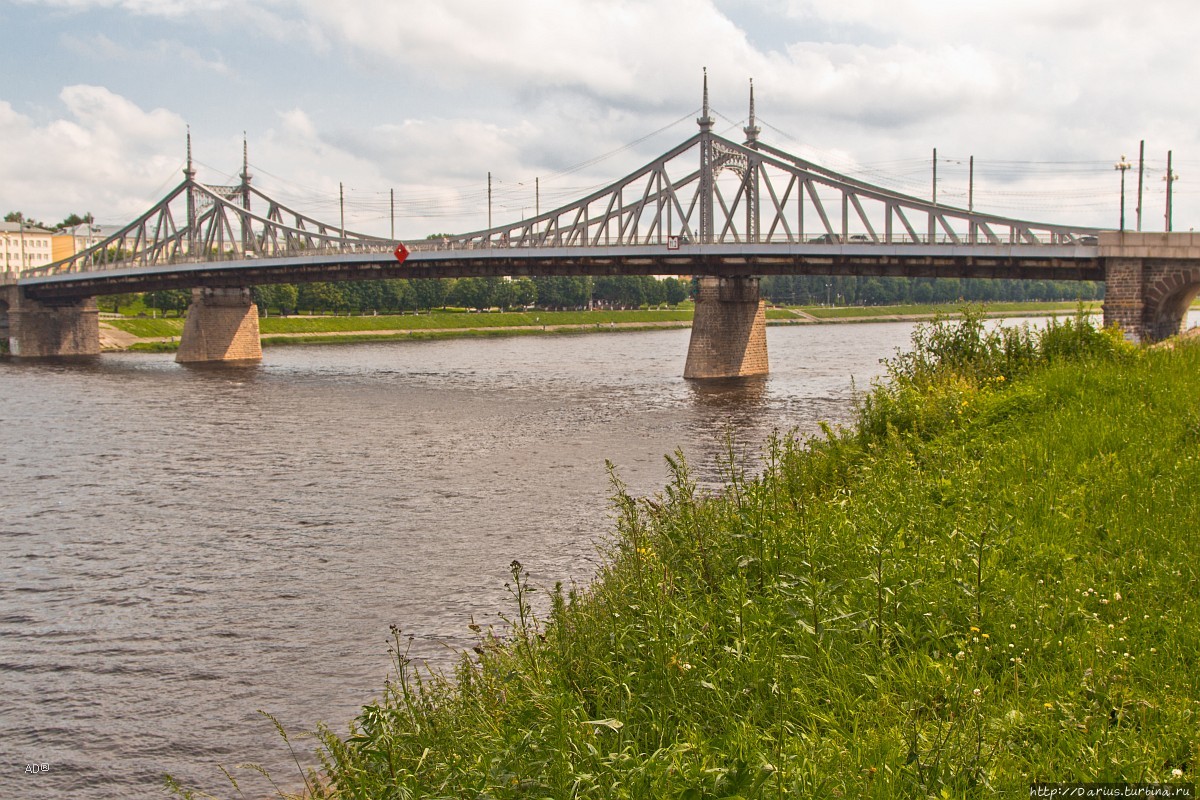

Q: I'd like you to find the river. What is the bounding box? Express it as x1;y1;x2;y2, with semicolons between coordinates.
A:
0;317;1134;799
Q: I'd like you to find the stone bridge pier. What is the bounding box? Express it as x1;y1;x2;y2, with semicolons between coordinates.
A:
1101;232;1200;343
1;283;100;357
176;287;262;363
684;276;768;379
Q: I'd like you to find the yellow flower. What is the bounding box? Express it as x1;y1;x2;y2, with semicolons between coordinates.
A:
970;626;981;633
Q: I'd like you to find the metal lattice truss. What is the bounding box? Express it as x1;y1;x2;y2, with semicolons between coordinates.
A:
437;130;1100;252
27;90;1102;280
25;169;394;278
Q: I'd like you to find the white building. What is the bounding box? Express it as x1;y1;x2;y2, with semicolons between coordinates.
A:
0;222;55;273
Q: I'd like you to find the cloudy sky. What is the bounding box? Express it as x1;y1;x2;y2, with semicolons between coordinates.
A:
2;0;1196;238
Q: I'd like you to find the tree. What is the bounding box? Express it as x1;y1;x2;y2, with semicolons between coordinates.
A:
104;292;139;314
144;289;191;316
298;282;346;314
56;212;94;231
511;277;537;308
411;278;449;311
253;284;299;315
664;278;689;306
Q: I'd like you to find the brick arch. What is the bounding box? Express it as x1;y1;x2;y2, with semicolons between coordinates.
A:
1143;265;1200;342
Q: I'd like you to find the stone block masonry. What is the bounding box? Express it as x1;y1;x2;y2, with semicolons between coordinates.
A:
176;287;262;363
1100;233;1200;343
684;276;768;379
2;285;100;357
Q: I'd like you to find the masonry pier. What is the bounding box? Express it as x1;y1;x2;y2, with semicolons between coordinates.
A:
1100;232;1200;343
684;276;768;379
1;283;100;357
175;287;262;363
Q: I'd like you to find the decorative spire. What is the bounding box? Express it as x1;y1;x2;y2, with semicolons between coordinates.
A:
184;125;195;181
697;67;713;132
744;78;760;144
240;132;251;185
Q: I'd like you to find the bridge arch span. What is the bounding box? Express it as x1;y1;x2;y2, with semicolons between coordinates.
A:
1142;266;1200;341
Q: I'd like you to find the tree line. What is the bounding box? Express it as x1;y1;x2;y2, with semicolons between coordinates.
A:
139;274;1099;316
143;276;692;316
760;275;1102;306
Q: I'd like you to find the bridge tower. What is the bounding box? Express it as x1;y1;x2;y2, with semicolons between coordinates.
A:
684;75;769;379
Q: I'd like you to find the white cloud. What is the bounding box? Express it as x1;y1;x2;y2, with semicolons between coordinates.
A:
0;86;185;224
6;0;1200;232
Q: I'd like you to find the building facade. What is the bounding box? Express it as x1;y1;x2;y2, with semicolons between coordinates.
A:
1;222;56;273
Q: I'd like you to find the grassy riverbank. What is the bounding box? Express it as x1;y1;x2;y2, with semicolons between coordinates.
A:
108;301;1102;352
212;311;1196;799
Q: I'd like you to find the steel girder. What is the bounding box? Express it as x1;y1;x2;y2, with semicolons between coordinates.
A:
432;130;1101;253
23;177;395;279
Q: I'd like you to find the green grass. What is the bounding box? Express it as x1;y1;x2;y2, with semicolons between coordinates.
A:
800;301;1102;320
108;317;185;337
257;309;692;333
193;310;1196;800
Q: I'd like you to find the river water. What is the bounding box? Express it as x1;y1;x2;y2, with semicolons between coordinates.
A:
0;317;1122;799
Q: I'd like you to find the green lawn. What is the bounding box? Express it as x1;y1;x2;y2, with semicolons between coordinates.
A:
799;300;1102;319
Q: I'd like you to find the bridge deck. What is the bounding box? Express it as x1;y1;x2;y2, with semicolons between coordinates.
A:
18;242;1103;300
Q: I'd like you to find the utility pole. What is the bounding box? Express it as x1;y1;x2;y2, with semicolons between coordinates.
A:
535;177;539;218
1136;140;1145;231
1114;155;1132;231
1165;150;1179;231
390;188;395;240
968;155;974;212
968;155;975;244
339;182;345;241
932;147;938;205
487;172;492;230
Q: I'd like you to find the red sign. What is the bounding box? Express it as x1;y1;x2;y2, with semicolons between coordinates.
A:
393;242;410;264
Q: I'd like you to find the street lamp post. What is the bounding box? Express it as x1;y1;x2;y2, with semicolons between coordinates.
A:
1115;156;1132;231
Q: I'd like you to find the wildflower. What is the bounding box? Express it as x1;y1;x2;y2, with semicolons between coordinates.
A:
970;626;981;633
955;651;966;661
1010;624;1017;630
1114;592;1122;601
981;633;990;640
972;688;981;697
1044;702;1054;709
1173;769;1184;778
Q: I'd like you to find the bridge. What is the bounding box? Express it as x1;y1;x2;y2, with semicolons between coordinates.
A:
4;78;1198;377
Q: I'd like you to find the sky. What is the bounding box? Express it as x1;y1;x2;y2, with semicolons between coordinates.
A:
2;0;1197;239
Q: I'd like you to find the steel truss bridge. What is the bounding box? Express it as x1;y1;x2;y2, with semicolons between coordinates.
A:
18;83;1106;303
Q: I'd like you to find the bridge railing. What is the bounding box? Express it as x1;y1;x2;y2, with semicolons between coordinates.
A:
406;231;1099;252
